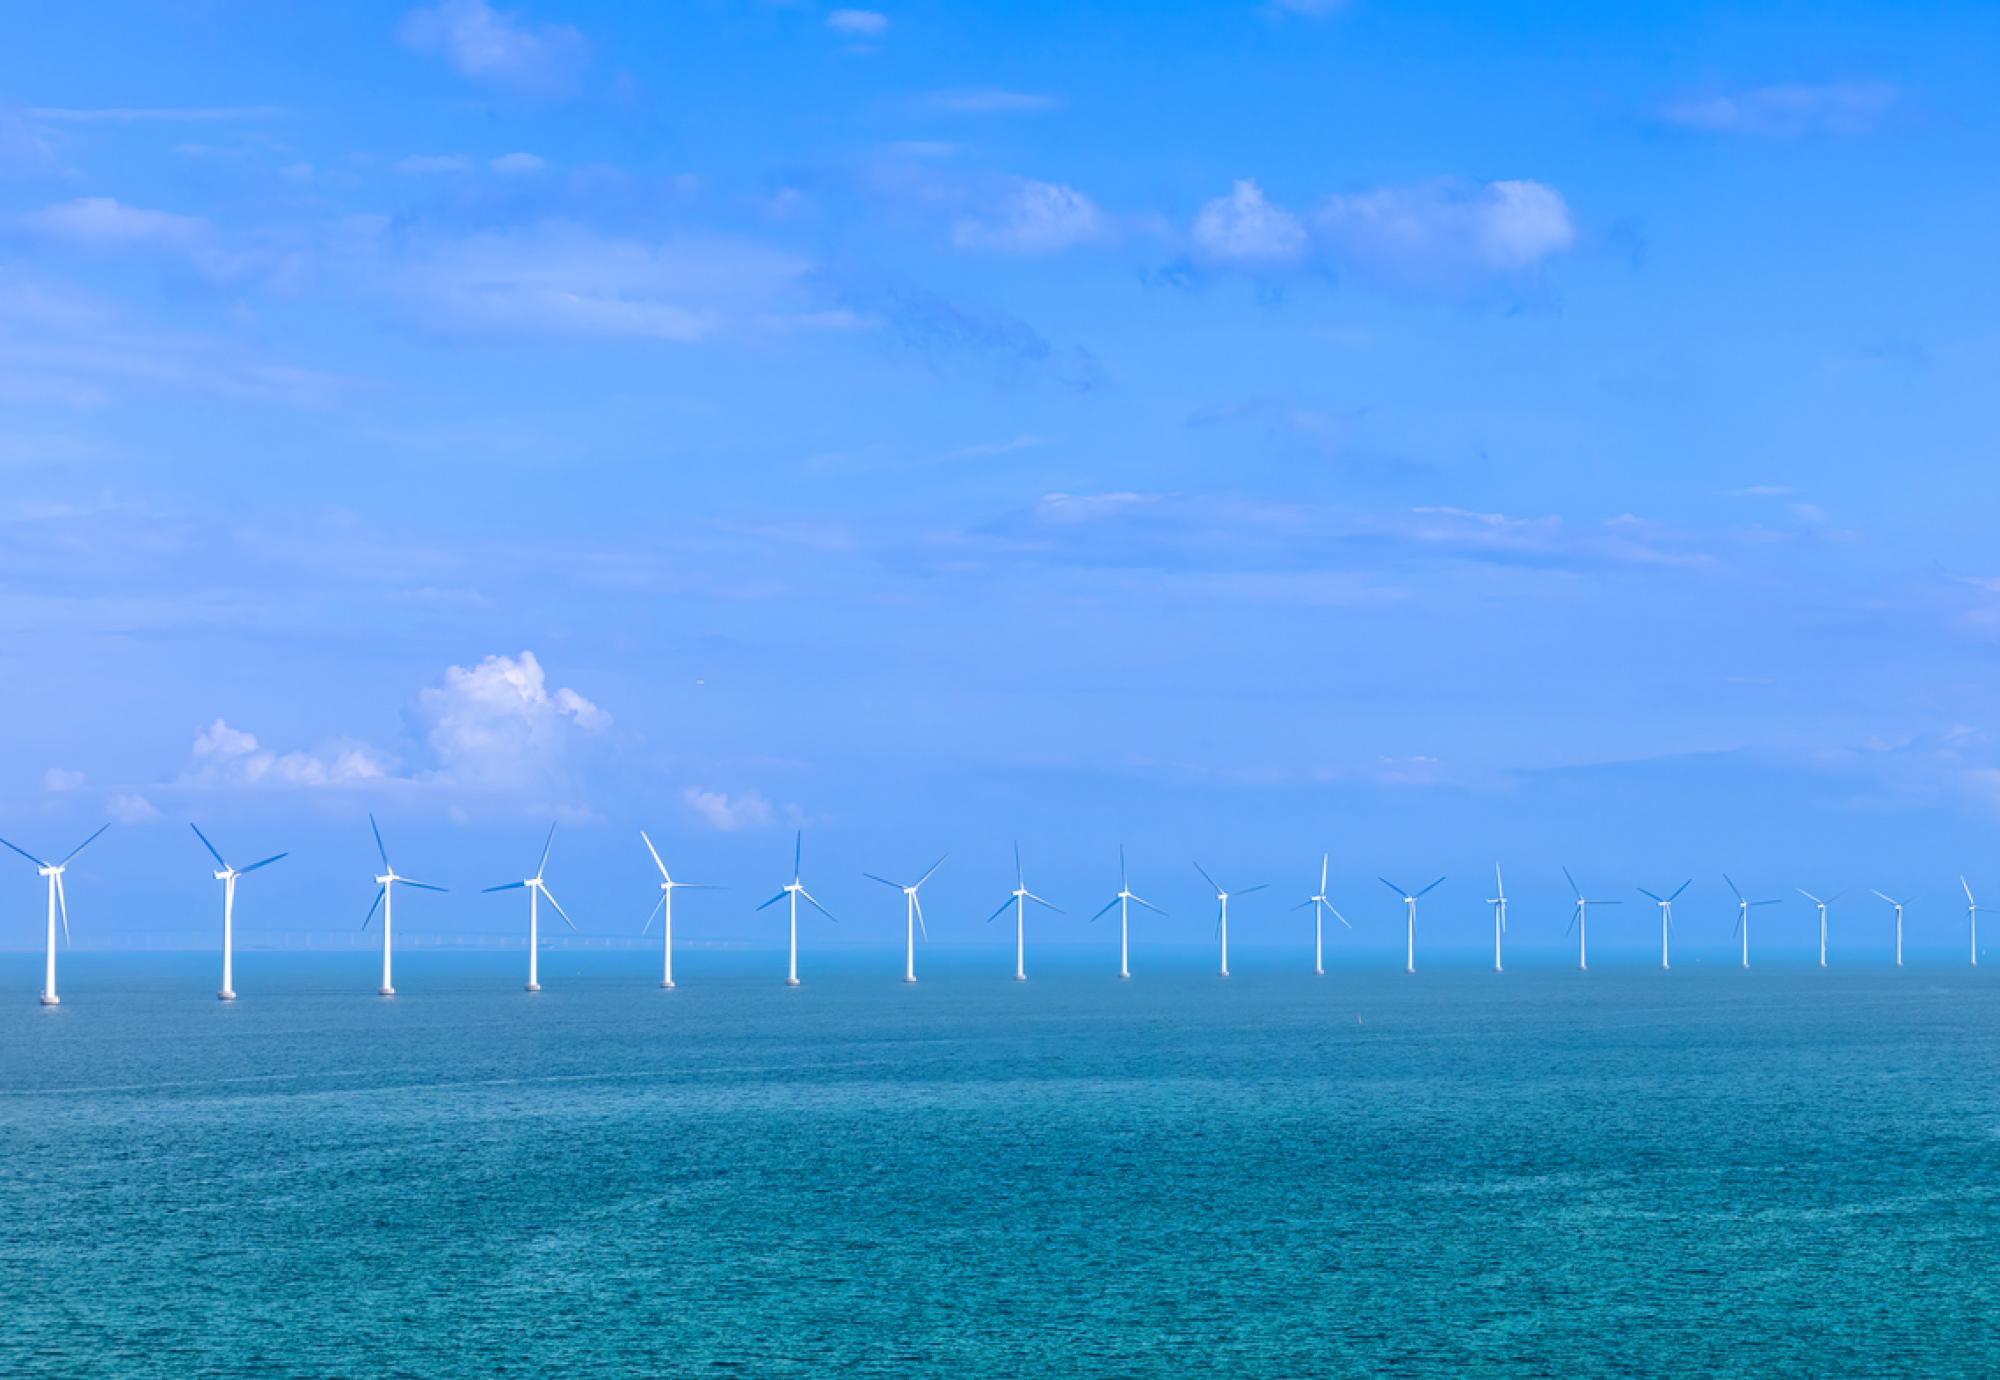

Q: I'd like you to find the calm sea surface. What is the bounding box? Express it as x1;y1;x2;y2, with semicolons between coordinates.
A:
0;952;1994;1377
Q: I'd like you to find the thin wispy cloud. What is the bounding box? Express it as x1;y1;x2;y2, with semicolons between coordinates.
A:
826;10;889;38
925;88;1061;114
951;177;1106;253
1656;80;1900;137
398;0;590;94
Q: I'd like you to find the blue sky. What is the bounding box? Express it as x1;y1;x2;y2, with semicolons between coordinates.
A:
3;0;1998;964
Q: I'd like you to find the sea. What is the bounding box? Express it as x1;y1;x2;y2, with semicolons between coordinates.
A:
0;950;1994;1377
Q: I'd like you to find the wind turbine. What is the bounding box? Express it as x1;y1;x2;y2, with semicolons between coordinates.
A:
1870;890;1907;969
985;843;1059;982
1563;867;1621;973
482;823;575;993
1723;874;1779;968
865;853;946;984
189;824;286;1001
1194;863;1265;979
757;831;835;986
361;814;446;996
1637;879;1691;971
1088;845;1163;980
1960;876;1976;964
640;831;718;989
1378;875;1445;974
1290;853;1347;976
1487;865;1507;974
0;824;108;1006
1797;889;1841;968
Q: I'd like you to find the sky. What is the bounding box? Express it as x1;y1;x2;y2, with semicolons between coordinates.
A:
2;0;1998;965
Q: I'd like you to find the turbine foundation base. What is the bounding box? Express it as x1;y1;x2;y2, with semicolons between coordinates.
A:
218;989;236;1001
39;994;59;1006
378;986;395;997
785;977;800;987
660;979;675;989
525;983;540;993
903;976;916;984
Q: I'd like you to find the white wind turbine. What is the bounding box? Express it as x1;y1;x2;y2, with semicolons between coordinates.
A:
640;831;719;989
1960;876;1976;964
865;853;946;984
1194;863;1265;979
1290;853;1348;976
482;823;575;993
0;824;108;1006
190;824;286;1001
758;831;836;986
1487;865;1508;974
1563;867;1621;973
361;815;446;996
1869;889;1907;969
1638;879;1691;971
1797;888;1841;968
1088;846;1163;980
985;843;1060;982
1378;875;1445;974
1723;874;1779;969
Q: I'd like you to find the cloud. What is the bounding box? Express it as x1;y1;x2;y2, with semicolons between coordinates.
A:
681;786;777;832
1267;0;1347;14
826;9;888;37
1657;81;1899;137
43;767;83;793
381;222;816;342
413;650;609;788
1314;177;1575;286
0;109;57;176
489;151;546;174
20;197;208;251
398;0;590;94
185;718;396;789
1192;179;1309;266
925;89;1060;114
106;792;159;824
952;178;1105;253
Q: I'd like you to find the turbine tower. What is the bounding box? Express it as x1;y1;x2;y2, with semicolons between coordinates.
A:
640;831;718;989
1487;865;1508;974
1290;853;1348;976
1960;876;1976;964
1869;890;1907;969
189;824;286;1001
1088;845;1163;980
482;823;575;992
1378;875;1445;974
1194;863;1265;979
361;815;446;996
985;843;1059;982
1563;867;1621;973
865;853;946;983
1723;874;1779;968
1797;889;1840;968
0;824;108;1006
1638;880;1691;971
757;831;836;986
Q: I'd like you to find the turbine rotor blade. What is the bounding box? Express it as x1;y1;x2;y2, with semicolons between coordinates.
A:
1131;894;1165;915
798;888;837;923
1378;877;1406;898
0;834;47;868
240;852;287;874
1330;905;1351;930
1025;891;1064;914
55;872;70;948
1416;876;1446;897
535;822;557;881
640;891;666;936
640;829;671;881
369;814;389;869
1669;879;1692;901
1722;873;1744;901
912;894;927;941
60;824;109;866
1192;861;1221;894
915;853;948;889
1236;883;1268;897
400;880;448;893
1089;897;1121;922
1562;866;1580;898
540;885;577;931
984;897;1015;924
756;891;788;911
190;823;228;870
863;873;904;891
1638;888;1663;902
362;886;384;930
483;881;527;893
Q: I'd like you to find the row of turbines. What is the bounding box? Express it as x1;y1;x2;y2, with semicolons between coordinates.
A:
1;821;1987;1003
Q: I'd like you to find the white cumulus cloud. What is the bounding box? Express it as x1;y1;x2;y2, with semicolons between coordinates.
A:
682;786;778;832
398;0;590;93
185;718;395;788
106;792;159;823
1657;81;1898;137
413;650;609;788
1314;177;1574;286
44;767;84;793
1192;179;1308;266
952;178;1105;254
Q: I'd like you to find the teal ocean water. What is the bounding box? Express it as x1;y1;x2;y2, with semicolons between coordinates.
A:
1;953;1994;1376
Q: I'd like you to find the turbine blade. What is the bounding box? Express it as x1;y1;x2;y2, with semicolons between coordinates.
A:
1320;853;1329;892
640;829;671;881
400;880;448;893
913;894;927;941
799;888;837;923
369;814;389;869
1236;883;1268;897
59;824;108;866
484;881;527;893
1797;889;1821;904
640;891;666;936
862;873;903;891
190;823;228;870
984;897;1015;924
1722;873;1744;902
1565;904;1579;936
1669;879;1692;901
55;872;70;948
1089;897;1120;922
1025;891;1064;914
1014;841;1023;888
0;834;47;868
1291;899;1313;911
362;886;384;930
794;831;802;877
1870;889;1898;906
1638;888;1662;902
1330;905;1351;930
1378;877;1406;898
1416;876;1445;897
1562;865;1580;898
540;886;577;931
1131;894;1165;915
535;822;557;880
1963;875;1976;905
756;891;788;911
915;853;948;889
240;852;287;874
1494;862;1504;897
1751;899;1781;908
1192;861;1221;894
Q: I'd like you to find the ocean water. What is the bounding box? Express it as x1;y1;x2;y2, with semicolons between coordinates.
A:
0;952;1994;1377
